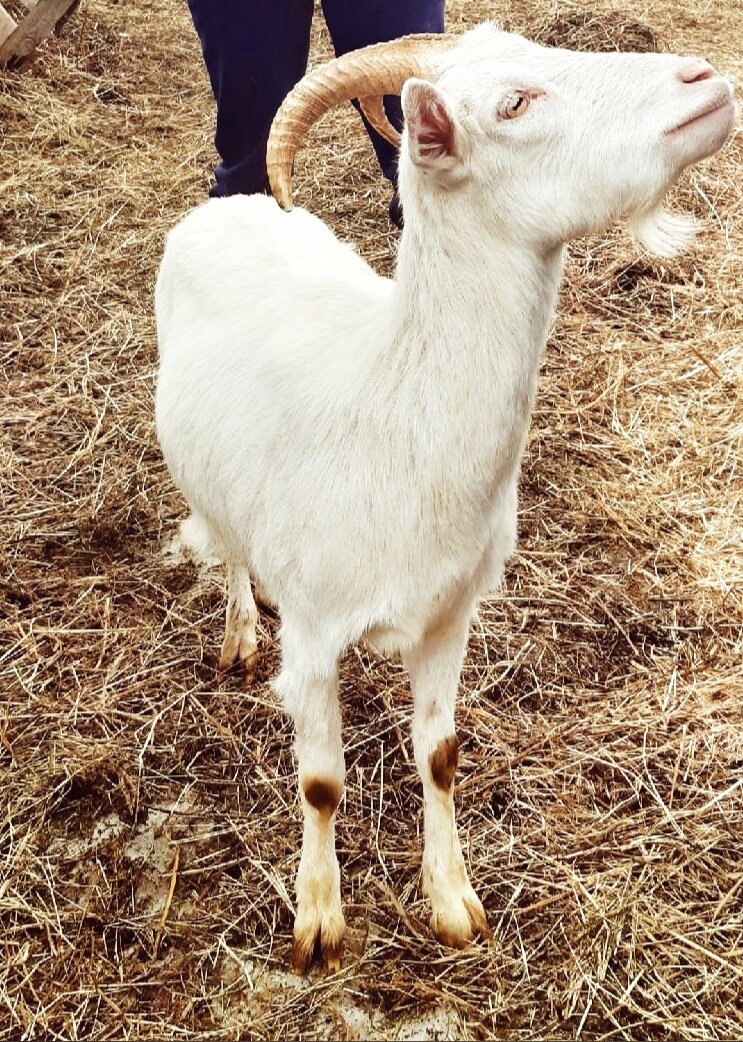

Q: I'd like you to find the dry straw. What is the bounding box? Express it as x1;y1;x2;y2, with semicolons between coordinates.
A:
1;0;741;1038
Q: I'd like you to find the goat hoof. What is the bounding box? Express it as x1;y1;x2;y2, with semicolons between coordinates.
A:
242;648;259;680
430;888;490;948
218;634;259;676
292;906;345;974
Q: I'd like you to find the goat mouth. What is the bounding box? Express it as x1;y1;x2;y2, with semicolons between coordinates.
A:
666;96;734;134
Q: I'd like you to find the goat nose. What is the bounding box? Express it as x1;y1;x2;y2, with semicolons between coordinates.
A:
677;58;716;84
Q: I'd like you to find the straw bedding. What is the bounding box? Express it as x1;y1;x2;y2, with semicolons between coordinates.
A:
1;0;741;1037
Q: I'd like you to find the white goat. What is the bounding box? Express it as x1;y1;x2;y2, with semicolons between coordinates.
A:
155;24;735;971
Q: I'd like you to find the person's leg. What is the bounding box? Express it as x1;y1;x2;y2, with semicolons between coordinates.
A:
187;0;314;197
322;0;445;186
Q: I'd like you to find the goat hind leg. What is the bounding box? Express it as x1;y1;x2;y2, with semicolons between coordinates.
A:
219;563;260;676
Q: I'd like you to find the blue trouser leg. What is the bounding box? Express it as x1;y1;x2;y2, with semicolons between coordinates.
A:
187;0;313;196
187;0;445;197
321;0;446;184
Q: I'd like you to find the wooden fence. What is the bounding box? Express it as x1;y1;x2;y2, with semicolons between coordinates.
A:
0;0;78;68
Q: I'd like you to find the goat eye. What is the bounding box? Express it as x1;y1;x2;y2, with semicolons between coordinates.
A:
499;92;529;120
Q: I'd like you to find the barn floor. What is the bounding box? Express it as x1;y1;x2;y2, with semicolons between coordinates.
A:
1;0;742;1038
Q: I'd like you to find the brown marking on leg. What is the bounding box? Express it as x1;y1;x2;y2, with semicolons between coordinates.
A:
303;777;342;818
430;735;459;791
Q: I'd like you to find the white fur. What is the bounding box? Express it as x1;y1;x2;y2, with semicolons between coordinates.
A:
154;24;735;965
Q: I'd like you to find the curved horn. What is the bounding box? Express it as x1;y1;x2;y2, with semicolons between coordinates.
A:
359;95;401;147
267;34;456;210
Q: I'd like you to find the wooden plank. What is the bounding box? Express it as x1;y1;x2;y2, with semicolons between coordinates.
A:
0;0;78;67
0;3;18;48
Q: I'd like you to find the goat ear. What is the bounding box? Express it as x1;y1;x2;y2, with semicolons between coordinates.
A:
402;79;462;174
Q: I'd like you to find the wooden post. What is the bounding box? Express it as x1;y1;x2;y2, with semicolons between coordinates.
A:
0;0;78;67
0;3;17;48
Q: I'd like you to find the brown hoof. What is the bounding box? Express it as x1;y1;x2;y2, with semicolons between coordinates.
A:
431;892;490;948
292;910;345;974
218;636;259;676
464;895;491;941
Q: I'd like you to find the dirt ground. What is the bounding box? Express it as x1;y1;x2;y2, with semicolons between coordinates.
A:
1;0;742;1038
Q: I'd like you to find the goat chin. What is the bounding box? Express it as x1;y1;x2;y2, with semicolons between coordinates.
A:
628;206;701;258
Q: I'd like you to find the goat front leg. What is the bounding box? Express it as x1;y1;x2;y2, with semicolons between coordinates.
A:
275;634;345;972
404;613;489;948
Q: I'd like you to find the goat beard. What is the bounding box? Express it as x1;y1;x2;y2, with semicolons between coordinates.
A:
628;204;700;258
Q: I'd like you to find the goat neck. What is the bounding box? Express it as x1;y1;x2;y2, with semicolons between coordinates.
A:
389;192;564;461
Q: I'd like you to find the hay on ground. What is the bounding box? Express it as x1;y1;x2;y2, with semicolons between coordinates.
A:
1;0;741;1038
